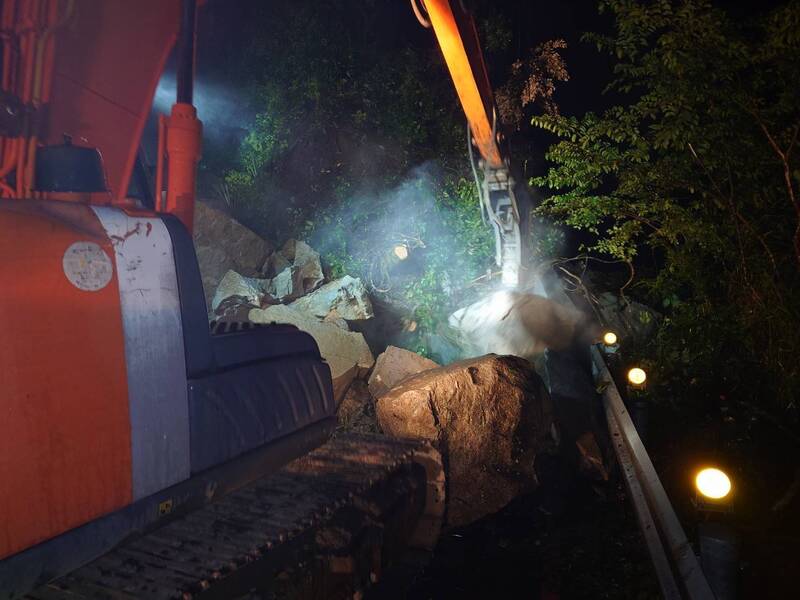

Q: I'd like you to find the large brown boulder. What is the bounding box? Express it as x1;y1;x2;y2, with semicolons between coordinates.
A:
376;354;556;527
368;346;439;400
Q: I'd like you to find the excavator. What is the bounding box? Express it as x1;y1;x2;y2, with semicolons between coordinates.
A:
0;0;532;597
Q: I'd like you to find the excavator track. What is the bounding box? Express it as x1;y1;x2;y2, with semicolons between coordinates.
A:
26;434;444;600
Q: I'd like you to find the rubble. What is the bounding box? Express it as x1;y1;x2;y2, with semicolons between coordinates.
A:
290;275;373;322
249;304;374;404
368;345;439;400
266;266;296;301
211;269;269;312
376;354;556;527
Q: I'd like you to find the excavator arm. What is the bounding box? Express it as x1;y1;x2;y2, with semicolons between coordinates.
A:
412;0;530;288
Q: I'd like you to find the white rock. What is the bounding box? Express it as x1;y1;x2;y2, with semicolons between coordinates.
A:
211;269;268;312
290;275;373;321
267;266;297;301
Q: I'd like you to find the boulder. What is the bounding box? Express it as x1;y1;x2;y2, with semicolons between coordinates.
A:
595;292;660;344
448;291;600;361
376;354;556;527
193;202;272;308
368;346;439;399
290;275;373;322
211;269;269;312
249;304;374;404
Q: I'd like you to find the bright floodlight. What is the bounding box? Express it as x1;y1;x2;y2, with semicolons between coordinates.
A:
627;367;647;385
603;331;618;346
695;468;732;500
393;244;409;260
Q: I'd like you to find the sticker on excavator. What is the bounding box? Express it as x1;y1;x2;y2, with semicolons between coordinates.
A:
158;499;174;516
62;241;113;291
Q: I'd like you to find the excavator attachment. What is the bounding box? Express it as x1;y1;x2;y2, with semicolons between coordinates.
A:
413;0;530;288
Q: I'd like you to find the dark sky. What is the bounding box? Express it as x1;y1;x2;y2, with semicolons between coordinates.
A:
195;0;786;113
176;0;786;175
195;0;615;115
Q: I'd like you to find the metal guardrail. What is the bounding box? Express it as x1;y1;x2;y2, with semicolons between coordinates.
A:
590;346;715;600
542;272;715;599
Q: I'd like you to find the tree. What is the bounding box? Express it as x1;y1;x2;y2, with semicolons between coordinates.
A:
532;0;800;415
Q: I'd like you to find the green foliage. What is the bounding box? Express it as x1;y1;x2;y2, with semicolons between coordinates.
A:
305;172;495;357
533;0;800;414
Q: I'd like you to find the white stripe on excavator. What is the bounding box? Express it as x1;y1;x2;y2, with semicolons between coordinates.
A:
92;207;190;501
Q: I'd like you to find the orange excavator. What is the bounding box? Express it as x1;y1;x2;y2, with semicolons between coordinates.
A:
0;1;530;596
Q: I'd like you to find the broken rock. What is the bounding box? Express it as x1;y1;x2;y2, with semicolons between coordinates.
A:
211;269;269;312
249;304;374;404
376;354;555;527
267;266;298;302
290;275;373;322
368;346;439;400
281;239;324;295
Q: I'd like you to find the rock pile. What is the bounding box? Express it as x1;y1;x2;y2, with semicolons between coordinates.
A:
194;206;570;532
195;204;377;407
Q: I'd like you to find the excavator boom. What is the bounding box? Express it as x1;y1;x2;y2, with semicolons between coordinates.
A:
414;0;531;288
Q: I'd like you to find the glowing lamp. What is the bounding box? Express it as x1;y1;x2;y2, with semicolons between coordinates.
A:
695;468;732;500
627;367;647;386
602;331;618;346
393;244;409;260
